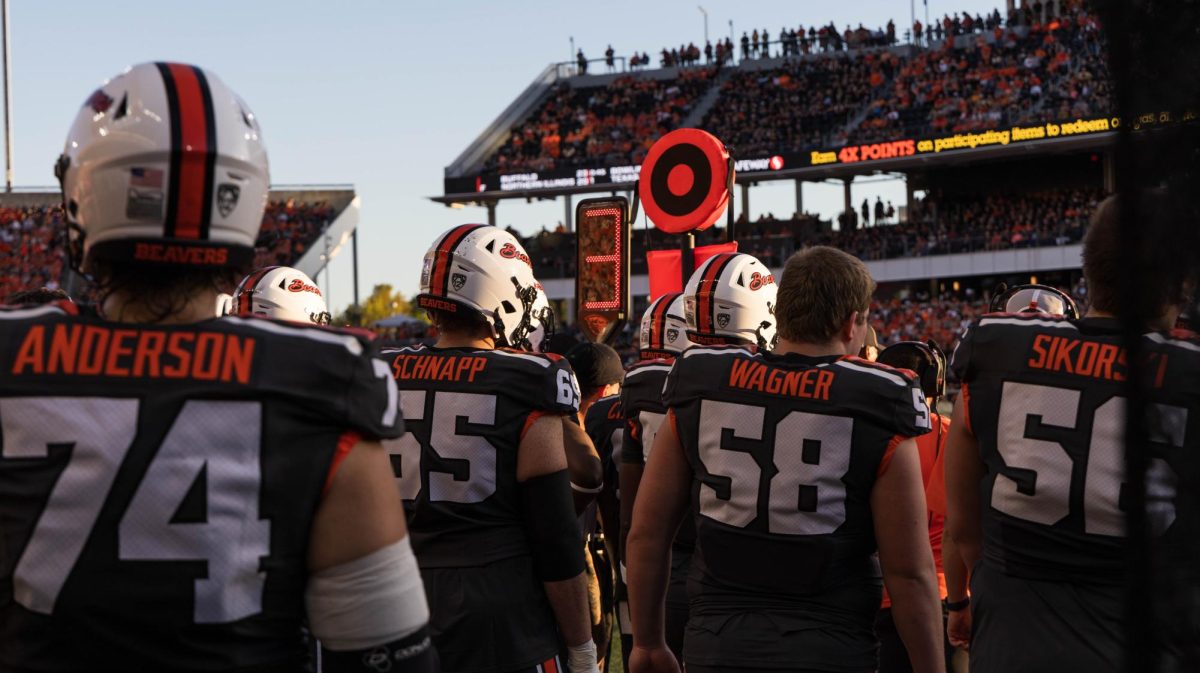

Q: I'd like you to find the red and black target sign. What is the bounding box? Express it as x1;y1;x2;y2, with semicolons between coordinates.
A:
639;128;732;234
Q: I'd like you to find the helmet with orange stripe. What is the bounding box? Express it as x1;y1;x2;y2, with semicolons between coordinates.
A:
638;292;692;359
417;224;541;348
232;266;331;325
56;62;269;273
683;252;778;351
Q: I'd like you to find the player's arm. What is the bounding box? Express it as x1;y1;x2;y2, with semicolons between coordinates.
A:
518;414;600;673
872;437;945;673
307;438;436;673
618;418;645;568
944;399;984;570
597;463;622;567
627;414;689;673
942;524;971;649
564;416;604;513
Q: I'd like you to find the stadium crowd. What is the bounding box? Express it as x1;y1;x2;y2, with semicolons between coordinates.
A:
253;199;338;268
0;205;65;302
517;186;1103;280
484;69;716;173
702;51;896;157
853;4;1107;143
820;186;1103;259
485;3;1108;175
0;199;339;302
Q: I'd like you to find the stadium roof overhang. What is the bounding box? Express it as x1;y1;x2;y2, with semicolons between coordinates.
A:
430;130;1115;206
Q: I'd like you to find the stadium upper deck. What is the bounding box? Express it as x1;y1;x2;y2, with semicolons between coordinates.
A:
437;1;1117;205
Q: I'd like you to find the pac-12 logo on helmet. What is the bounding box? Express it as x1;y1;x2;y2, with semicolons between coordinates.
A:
639;292;693;359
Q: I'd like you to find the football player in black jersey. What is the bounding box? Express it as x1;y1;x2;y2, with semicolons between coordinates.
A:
571;342;625;671
525;287;605;513
945;195;1198;673
0;63;432;673
628;248;944;673
384;224;599;673
615;292;694;666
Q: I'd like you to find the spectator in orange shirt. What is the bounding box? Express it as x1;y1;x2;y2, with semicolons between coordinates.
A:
875;340;955;673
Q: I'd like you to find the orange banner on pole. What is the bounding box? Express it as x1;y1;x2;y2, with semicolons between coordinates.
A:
646;241;738;301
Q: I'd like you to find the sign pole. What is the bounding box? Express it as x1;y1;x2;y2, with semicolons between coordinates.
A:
3;0;13;192
680;232;695;289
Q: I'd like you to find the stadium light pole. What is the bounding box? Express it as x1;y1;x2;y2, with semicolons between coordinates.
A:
3;0;13;192
699;6;708;45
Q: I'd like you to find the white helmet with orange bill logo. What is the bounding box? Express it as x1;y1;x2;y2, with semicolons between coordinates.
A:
417;224;541;348
233;266;330;325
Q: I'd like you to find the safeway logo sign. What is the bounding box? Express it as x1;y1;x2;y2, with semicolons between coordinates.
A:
734;155;785;172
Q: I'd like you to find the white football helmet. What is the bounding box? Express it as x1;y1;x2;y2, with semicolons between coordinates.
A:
520;285;556;353
639;292;693;359
992;284;1079;318
233;266;330;325
417;224;541;347
57;62;269;271
683;252;777;351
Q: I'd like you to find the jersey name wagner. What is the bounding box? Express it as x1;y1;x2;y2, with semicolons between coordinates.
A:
663;345;929;670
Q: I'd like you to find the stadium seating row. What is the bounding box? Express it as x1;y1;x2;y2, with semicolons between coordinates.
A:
517;187;1104;279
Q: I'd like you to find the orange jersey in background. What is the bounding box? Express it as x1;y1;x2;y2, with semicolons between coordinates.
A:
882;412;950;608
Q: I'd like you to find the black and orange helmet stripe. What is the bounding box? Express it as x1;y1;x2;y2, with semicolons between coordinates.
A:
234;266;277;315
650;292;679;349
156;62;218;241
696;253;736;333
429;224;486;297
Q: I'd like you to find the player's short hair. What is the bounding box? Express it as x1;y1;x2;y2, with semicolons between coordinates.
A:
6;287;70;306
776;246;875;344
1084;193;1192;316
426;307;492;341
91;260;243;323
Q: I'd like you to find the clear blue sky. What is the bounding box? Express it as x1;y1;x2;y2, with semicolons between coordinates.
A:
10;0;1002;311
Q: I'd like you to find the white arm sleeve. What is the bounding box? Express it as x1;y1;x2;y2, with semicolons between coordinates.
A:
305;536;430;651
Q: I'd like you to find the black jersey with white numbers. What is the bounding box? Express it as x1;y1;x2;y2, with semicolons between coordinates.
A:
381;345;580;568
0;303;402;673
621;357;696;554
584;394;623;496
953;315;1200;673
620;358;673;466
380;344;580;673
952;314;1192;584
664;345;930;671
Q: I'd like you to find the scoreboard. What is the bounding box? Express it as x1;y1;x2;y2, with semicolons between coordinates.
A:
574;197;631;343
